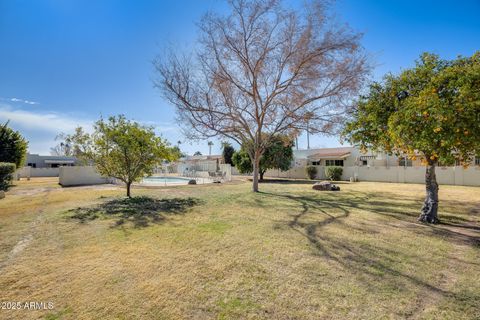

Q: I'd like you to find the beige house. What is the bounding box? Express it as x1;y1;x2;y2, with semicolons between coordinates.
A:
257;146;480;186
297;147;480;168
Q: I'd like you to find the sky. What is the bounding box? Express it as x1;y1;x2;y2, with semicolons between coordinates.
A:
0;0;479;155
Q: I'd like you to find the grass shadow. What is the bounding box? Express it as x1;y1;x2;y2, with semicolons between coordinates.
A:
260;190;480;315
68;196;201;228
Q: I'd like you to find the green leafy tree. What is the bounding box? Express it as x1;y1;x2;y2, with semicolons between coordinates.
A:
344;52;480;223
221;142;235;165
232;136;293;181
91;115;175;197
0;121;28;168
169;146;186;160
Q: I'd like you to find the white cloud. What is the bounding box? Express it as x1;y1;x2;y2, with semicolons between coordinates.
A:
9;97;40;105
0;105;183;154
0;104;93;154
0;104;92;133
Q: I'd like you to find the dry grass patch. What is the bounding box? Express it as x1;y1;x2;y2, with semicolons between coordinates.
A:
0;179;479;319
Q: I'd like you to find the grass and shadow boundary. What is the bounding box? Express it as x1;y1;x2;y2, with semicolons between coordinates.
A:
259;189;480;315
67;196;202;228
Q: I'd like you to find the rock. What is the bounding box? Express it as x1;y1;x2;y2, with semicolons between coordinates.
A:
188;179;197;185
312;181;340;191
312;181;332;191
0;191;5;199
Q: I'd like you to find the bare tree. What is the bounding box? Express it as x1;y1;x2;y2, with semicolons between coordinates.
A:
51;134;73;157
154;0;369;192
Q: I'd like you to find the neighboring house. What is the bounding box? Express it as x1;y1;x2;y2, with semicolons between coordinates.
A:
294;147;480;168
26;154;78;168
294;147;355;167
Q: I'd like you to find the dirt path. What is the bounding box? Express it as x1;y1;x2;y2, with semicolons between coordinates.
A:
0;189;51;271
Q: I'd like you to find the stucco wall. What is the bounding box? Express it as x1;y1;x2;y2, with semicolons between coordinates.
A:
31;168;60;177
16;167;59;178
258;165;480;186
59;166;111;186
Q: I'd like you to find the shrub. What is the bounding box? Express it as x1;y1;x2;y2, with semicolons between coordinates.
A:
305;165;317;180
325;166;343;181
0;162;16;191
0;122;28;168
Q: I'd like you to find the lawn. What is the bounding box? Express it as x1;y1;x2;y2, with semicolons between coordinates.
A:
0;178;479;319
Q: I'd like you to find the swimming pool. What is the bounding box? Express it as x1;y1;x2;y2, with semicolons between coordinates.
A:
142;176;192;185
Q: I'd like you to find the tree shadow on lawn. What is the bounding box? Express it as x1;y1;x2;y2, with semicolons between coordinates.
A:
68;196;201;228
261;190;480;314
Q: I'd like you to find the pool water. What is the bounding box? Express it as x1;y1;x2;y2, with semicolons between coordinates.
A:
142;176;192;184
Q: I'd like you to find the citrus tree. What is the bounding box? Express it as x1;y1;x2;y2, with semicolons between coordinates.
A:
91;115;175;197
344;52;480;223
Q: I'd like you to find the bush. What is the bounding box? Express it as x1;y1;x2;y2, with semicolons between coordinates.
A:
0;162;16;191
325;166;343;181
305;165;317;180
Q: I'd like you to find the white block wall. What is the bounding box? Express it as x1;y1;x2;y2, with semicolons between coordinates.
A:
59;166;111;186
257;165;480;186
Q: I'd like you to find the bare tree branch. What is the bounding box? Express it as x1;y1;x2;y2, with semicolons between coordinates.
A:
153;0;369;191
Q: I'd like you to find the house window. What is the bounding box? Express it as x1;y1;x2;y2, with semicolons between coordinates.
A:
475;157;480;166
362;160;368;166
311;161;321;166
399;157;412;167
27;163;36;168
325;160;344;166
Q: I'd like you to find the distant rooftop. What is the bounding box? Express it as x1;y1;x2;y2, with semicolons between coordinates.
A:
293;147;353;159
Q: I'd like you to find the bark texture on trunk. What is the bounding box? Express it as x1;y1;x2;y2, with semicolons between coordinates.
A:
418;162;439;223
252;152;260;192
126;181;132;198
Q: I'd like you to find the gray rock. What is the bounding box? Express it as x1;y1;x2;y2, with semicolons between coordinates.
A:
312;181;332;191
312;181;340;191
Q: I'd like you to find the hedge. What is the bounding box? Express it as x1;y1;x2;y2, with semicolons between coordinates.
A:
305;165;317;180
325;166;343;181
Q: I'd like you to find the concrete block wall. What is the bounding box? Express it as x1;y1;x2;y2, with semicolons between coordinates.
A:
257;165;480;187
59;166;111;186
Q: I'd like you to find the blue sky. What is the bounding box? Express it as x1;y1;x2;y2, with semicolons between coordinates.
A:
0;0;479;155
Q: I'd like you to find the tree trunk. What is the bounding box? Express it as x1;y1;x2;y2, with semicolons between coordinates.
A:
126;181;132;198
252;152;260;192
418;162;439;223
259;170;265;182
